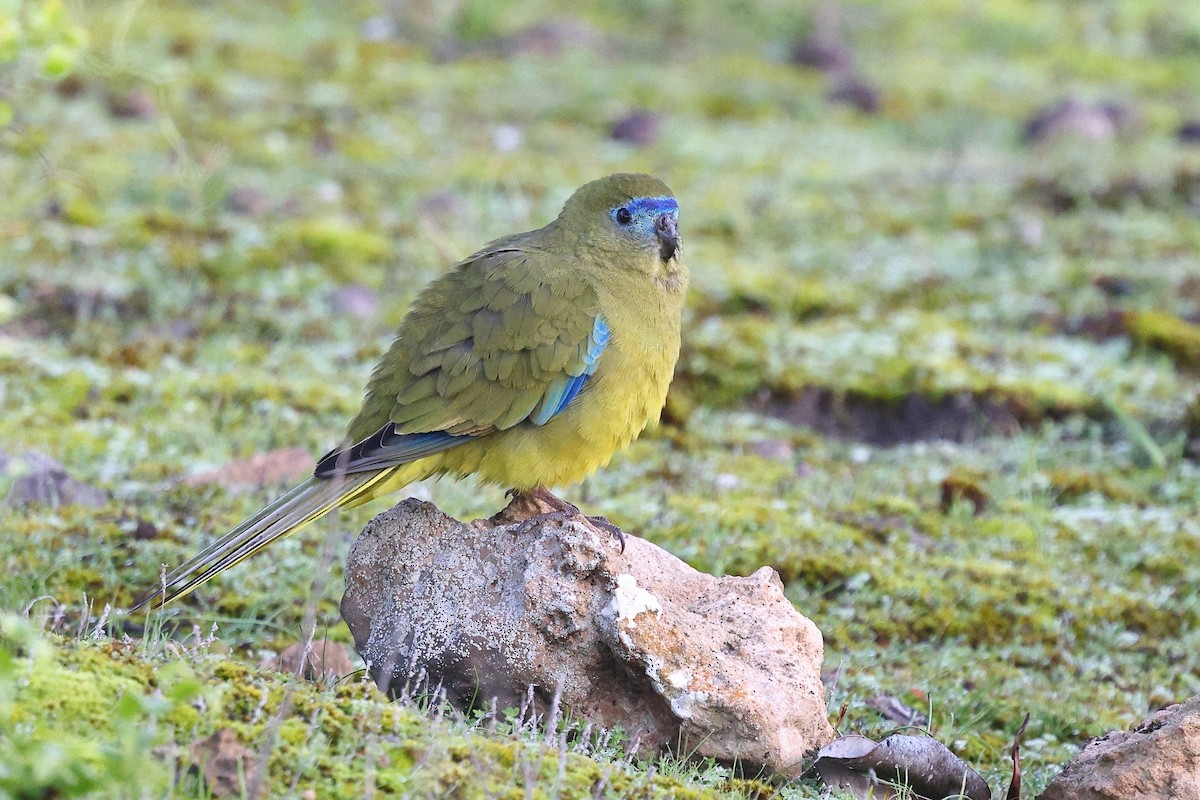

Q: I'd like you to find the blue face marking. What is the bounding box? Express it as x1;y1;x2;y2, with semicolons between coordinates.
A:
610;195;679;241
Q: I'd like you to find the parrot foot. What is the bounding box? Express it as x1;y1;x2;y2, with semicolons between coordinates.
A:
504;487;627;553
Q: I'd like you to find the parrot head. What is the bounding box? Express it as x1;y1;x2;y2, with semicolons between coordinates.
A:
559;173;682;266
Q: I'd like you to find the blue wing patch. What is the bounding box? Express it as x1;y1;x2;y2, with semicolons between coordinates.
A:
529;316;610;426
317;317;611;476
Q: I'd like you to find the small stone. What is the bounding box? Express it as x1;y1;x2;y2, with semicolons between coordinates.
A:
329;284;380;319
610;110;660;147
106;87;158;120
3;451;109;509
790;35;854;72
502;18;605;58
185;448;312;490
1039;695;1200;799
754;439;795;462
1178;120;1200;145
189;729;256;799
270;639;356;682
826;74;881;114
415;189;467;223
342;497;834;776
1024;99;1140;143
224;186;271;217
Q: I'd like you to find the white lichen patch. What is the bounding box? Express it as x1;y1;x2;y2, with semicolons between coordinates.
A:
606;574;663;628
666;667;692;690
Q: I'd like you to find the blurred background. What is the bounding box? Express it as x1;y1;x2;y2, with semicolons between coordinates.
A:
3;0;1200;795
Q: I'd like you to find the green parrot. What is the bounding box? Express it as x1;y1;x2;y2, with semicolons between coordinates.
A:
131;173;687;610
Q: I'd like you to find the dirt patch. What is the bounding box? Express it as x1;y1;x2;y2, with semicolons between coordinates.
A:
755;388;1028;445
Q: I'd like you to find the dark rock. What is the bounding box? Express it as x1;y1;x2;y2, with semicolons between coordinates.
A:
758;388;1024;446
1178;120;1200;145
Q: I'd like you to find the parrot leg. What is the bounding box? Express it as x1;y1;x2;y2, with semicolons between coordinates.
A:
503;487;627;553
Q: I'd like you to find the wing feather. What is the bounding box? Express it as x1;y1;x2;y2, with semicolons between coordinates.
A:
324;246;610;477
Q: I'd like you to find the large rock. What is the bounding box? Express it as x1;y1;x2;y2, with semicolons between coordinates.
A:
1039;695;1200;800
341;497;833;775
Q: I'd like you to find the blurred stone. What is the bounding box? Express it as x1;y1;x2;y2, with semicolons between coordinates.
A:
438;17;610;63
1091;274;1136;298
342;496;833;775
1178;120;1200;145
189;729;256;799
54;74;86;98
1039;695;1200;800
610;110;661;147
224;186;271;217
501;18;606;58
826;74;880;114
753;439;795;462
329;283;380;318
790;35;854;72
416;189;467;223
1024;99;1140;143
270;639;356;682
106;87;158;120
185;448;312;489
2;451;109;509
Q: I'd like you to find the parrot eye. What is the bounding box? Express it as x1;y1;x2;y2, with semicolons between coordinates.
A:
613;207;633;225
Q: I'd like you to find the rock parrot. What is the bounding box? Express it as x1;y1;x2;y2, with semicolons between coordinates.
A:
131;173;687;610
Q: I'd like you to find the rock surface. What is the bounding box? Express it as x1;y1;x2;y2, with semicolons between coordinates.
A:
1039;695;1200;800
341;496;833;775
2;451;109;508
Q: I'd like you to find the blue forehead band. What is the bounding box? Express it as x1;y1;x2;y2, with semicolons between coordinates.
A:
619;196;678;217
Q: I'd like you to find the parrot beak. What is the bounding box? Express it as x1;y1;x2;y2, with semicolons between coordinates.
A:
655;213;680;261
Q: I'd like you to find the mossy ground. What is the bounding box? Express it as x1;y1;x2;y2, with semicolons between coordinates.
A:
2;0;1200;797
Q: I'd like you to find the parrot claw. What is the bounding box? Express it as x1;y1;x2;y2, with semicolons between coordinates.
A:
505;488;627;553
582;514;626;553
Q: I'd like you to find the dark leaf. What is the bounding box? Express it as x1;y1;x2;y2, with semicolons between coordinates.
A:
811;733;991;800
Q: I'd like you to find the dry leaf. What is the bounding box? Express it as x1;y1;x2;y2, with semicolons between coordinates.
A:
866;693;929;727
1007;713;1030;800
811;733;991;800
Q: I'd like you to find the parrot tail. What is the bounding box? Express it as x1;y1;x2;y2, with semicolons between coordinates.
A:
129;468;396;612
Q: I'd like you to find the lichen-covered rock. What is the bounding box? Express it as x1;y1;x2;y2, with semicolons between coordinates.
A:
341;497;834;776
1038;696;1200;800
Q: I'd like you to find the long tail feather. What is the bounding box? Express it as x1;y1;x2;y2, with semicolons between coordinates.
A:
130;470;390;611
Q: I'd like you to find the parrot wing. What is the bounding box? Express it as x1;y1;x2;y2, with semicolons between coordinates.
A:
315;246;609;477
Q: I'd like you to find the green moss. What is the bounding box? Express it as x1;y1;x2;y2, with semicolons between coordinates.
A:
4;0;1200;795
284;220;394;283
1125;310;1200;368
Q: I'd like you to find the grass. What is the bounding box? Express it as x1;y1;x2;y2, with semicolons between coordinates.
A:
3;0;1200;796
